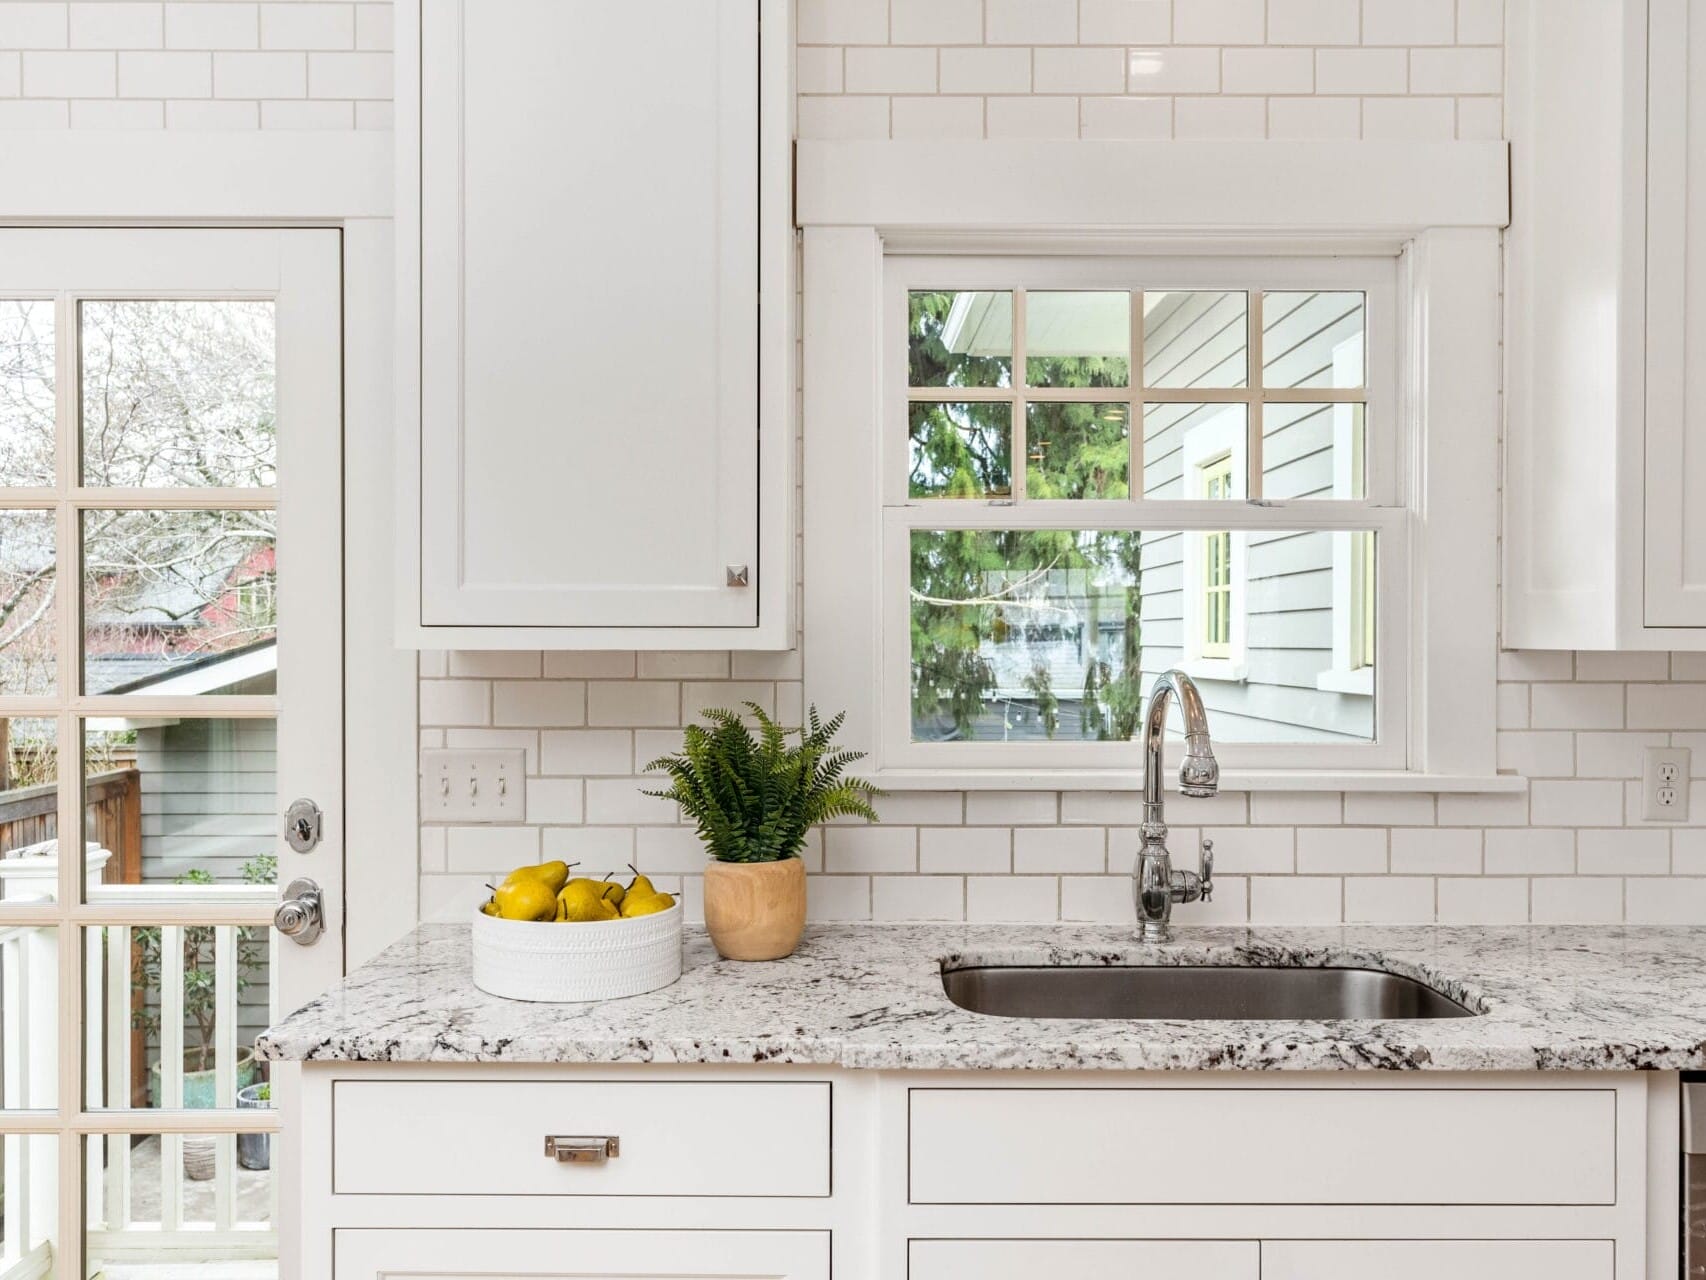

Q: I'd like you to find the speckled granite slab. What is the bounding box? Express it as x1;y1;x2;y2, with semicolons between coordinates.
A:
255;923;1706;1071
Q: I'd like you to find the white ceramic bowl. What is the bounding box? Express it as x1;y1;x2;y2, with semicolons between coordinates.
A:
470;902;683;1003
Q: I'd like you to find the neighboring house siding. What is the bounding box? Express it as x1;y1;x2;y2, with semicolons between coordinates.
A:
136;715;276;885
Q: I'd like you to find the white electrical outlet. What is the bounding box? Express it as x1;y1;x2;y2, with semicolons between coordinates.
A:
1643;745;1691;821
421;748;527;823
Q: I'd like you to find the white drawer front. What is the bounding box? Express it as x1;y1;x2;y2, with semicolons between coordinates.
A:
909;1240;1259;1280
909;1087;1616;1206
333;1079;830;1197
1263;1240;1615;1280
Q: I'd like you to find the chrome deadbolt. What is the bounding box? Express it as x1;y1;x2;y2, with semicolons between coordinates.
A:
284;798;322;853
274;877;324;945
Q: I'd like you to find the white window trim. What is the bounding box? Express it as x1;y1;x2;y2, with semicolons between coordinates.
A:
801;142;1508;793
1178;409;1249;684
1319;334;1377;698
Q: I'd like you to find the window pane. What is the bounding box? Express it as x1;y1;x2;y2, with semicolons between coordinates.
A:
0;511;56;695
1139;404;1247;500
0;718;60;905
80;299;277;488
0;1134;56;1270
1263;403;1365;500
82;508;276;695
1263;291;1365;389
909;290;1012;388
1025;291;1130;388
1026;403;1129;499
0;300;56;488
0;926;57;1110
909;402;1012;498
910;528;1376;743
86;1131;275;1276
1142;290;1248;388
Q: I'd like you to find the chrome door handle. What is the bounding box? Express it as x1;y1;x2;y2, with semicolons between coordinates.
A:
544;1135;620;1164
274;877;324;945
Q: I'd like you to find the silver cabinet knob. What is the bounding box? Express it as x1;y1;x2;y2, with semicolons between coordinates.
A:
274;877;324;945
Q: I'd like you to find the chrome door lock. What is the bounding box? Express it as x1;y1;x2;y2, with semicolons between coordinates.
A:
284;798;323;853
274;877;324;946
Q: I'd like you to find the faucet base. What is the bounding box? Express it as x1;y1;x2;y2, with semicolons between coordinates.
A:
1137;920;1172;944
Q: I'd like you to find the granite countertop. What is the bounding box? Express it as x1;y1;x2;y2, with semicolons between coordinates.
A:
255;922;1706;1071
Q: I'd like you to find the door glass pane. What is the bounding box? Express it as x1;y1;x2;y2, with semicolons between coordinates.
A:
0;1134;56;1272
0;926;57;1110
1026;402;1129;499
909;290;1012;388
1025;291;1130;388
0;719;61;905
0;510;57;695
86;1131;276;1278
0;300;56;488
1140;404;1247;500
80;299;277;488
82;509;277;696
1263;403;1366;500
1142;290;1248;388
909;528;1377;743
1262;291;1365;389
909;402;1012;498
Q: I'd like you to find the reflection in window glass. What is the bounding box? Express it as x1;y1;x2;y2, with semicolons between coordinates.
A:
0;510;56;695
0;300;56;488
1025;291;1130;388
1142;291;1248;389
82;509;276;695
909;402;1011;498
1263;291;1365;389
908;291;1012;389
1026;403;1129;499
1263;403;1365;500
81;300;277;488
910;529;1375;744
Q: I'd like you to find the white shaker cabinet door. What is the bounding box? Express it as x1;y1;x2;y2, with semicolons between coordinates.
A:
415;0;764;631
1646;0;1706;626
1262;1240;1614;1280
334;1229;829;1279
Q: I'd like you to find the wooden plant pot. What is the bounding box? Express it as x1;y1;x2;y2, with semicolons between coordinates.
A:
703;857;807;961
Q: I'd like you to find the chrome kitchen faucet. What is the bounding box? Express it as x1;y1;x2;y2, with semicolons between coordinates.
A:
1133;669;1218;942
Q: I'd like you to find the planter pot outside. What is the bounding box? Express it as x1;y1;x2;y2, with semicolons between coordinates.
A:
236;1083;271;1171
703;857;806;961
148;1046;258;1109
182;1136;216;1182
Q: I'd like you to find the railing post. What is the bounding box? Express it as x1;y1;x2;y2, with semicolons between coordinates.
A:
159;925;184;1233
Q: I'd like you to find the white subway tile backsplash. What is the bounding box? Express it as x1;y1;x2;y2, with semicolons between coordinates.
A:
633;825;714;874
1437;876;1527;923
1267;0;1358;43
1266;94;1359;137
795;45;843;94
0;4;69;50
118;51;208;98
545;826;635;869
1203;825;1294;874
1361;0;1452;45
1436;789;1528;827
1060;874;1132;922
445;824;540;873
681;681;775;721
1127;45;1220;92
260;3;353;51
940;45;1030;93
1344;876;1433;922
354;4;390;51
1079;0;1171;43
1575;650;1670;681
985;94;1078;137
1496;731;1574;778
1296;827;1386;874
891;0;982;44
1035;46;1126;93
448;650;541;678
1174;0;1264;44
71;3;163;50
1175;93;1266;137
798;0;887;44
213;49;304;96
845;45;937;93
306;48;387;96
70;96;159;125
1390;827;1480;874
1079;93;1172;137
24;49;114;95
1625;878;1706;924
966;792;1059;825
808;874;871;920
1483;828;1574;875
967;875;1058;921
165;3;256;50
826;825;917;874
1457;0;1503;42
1577;828;1670;876
1408;44;1501;94
419;679;489;727
583;778;676;826
524;778;584;826
1531;682;1625;730
540;730;633;777
985;0;1076;44
1251;875;1341;923
1530;876;1620;924
921;827;1011;873
1014;825;1105;873
873;874;963;920
493;680;585;728
1222;46;1312;93
1315;46;1406;93
1249;791;1341;825
1628;683;1706;729
1530;779;1624;828
1343;791;1434;825
166;97;255;126
1360;94;1453;139
587;681;679;727
544;651;636;679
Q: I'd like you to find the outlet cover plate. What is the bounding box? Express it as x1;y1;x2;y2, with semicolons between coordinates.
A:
1643;745;1691;821
421;748;527;824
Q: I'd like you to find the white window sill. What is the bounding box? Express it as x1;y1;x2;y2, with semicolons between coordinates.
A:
864;768;1529;794
1316;667;1375;696
1175;658;1248;684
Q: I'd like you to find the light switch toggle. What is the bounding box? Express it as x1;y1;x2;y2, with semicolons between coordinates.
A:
421;748;527;824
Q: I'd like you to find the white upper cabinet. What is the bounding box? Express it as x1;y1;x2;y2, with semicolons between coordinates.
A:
396;0;793;648
1506;0;1706;649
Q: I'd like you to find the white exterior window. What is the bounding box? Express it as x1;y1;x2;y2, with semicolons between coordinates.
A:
871;255;1402;777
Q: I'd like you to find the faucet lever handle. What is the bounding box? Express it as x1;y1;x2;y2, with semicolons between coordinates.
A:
1200;838;1214;902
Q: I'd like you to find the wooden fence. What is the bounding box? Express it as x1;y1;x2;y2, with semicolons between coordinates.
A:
0;768;142;884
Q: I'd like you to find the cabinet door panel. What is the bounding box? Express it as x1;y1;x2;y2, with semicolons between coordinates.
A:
1263;1240;1613;1280
1646;0;1706;626
334;1228;828;1279
910;1239;1258;1280
418;0;759;629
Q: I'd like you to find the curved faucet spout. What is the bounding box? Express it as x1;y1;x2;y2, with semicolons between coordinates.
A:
1132;669;1219;942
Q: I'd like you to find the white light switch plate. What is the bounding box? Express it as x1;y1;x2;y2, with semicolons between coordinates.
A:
421;748;527;823
1642;745;1691;821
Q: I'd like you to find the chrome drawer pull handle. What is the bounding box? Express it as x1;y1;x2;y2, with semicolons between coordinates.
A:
544;1135;620;1164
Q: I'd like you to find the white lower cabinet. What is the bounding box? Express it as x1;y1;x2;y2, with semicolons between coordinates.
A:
334;1228;829;1278
908;1239;1259;1279
1262;1240;1615;1280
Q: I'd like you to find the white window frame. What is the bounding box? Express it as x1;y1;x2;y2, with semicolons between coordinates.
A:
877;254;1406;778
800;140;1508;792
1178;412;1247;681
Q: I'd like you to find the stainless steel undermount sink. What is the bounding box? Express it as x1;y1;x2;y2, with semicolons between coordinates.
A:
941;964;1479;1021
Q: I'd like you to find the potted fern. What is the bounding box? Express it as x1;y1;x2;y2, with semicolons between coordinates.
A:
645;704;879;960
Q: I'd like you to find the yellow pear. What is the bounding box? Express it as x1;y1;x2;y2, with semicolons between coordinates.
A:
598;878;627;908
558;879;621;922
620;891;675;918
503;860;571;894
479;897;500;917
626;872;658;901
493;876;557;921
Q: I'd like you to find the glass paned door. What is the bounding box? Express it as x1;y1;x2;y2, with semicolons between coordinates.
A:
0;229;343;1280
